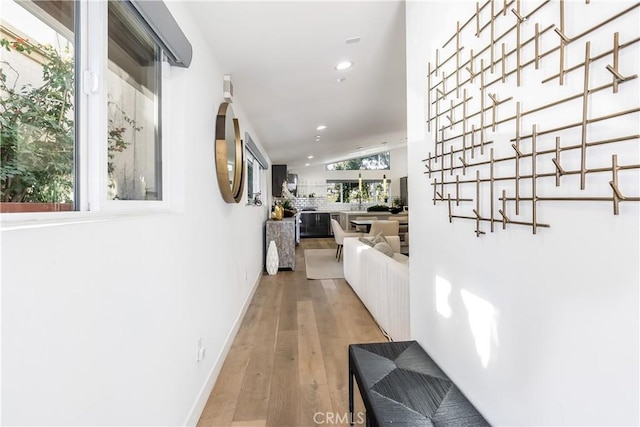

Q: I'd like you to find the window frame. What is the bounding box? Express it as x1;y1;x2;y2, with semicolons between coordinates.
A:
1;0;174;226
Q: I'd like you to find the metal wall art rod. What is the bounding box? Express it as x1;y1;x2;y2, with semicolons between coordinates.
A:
474;170;485;236
462;89;468;168
514;0;522;86
497;80;638;133
555;137;561;186
531;125;538;234
485;24;555;89
431;162;640;186
450;215;550;228
535;23;540;69
490;0;496;73
479;0;518;34
442;0;491;48
500;189;508;229
427;133;639;176
612;32;619;93
501;43;507;83
611;154;620;214
515;102;521;214
480;59;486;155
541;36;640;84
558;0;566;84
471;125;476;159
427;62;432;131
490;148;495;232
580;42;591;190
456;21;461;97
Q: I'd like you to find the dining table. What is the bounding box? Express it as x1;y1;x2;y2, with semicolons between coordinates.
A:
349;219;409;233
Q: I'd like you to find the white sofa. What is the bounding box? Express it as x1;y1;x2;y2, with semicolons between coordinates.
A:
342;236;410;341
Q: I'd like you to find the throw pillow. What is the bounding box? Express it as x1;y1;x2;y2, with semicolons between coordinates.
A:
359;237;375;247
371;232;388;245
374;242;395;258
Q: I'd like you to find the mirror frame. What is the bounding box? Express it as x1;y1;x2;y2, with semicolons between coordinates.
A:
215;102;245;203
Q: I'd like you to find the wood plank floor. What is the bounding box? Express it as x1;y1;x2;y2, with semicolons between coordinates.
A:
197;238;387;427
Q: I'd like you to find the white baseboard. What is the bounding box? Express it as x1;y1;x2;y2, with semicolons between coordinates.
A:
182;269;263;426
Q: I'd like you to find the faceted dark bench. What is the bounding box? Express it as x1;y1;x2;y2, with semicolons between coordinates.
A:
349;341;490;426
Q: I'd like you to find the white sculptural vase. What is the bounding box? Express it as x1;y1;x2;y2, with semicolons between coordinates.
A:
266;240;279;275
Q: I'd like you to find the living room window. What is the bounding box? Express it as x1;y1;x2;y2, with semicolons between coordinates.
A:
326;180;388;204
326;151;390;171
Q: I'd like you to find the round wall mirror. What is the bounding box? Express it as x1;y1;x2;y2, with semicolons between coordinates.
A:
215;102;245;203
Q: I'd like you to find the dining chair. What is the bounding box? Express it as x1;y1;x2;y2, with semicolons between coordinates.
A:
331;219;362;261
367;220;399;237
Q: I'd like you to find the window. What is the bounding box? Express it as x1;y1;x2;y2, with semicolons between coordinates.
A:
326;151;390;171
244;132;266;205
107;0;161;200
246;150;263;205
1;0;190;214
0;0;76;211
327;180;389;204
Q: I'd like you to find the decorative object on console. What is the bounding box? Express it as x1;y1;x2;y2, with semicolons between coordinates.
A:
271;203;284;220
266;240;279;275
425;1;639;236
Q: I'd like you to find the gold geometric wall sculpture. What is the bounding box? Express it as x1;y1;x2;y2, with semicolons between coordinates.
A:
424;0;640;236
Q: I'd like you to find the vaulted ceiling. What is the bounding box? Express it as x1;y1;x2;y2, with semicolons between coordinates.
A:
186;1;407;169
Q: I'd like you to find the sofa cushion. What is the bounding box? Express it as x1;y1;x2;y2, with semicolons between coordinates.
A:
359;236;375;247
374;242;395;258
371;232;388;245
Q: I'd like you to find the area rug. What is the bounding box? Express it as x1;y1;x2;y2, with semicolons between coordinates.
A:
304;249;344;280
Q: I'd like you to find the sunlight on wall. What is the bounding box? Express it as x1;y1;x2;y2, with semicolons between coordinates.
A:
461;289;499;369
435;275;452;319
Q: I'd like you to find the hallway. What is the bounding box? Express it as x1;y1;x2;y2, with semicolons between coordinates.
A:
197;238;387;427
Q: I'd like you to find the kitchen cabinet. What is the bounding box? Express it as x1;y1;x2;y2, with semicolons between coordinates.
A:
272;164;287;197
299;212;331;237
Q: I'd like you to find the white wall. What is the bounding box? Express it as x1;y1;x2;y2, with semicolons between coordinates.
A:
289;146;408;203
0;2;270;425
407;1;639;425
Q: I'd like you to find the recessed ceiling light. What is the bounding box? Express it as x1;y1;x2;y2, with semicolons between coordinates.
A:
308;155;314;159
316;125;327;131
335;61;353;71
346;36;361;44
336;77;346;83
305;163;310;166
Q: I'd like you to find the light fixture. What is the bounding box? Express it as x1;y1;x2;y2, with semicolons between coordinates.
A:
346;36;361;44
336;77;346;83
308;155;314;159
305;163;310;166
316;125;327;131
335;61;353;71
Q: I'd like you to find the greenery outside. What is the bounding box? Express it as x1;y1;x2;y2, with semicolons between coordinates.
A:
0;38;74;203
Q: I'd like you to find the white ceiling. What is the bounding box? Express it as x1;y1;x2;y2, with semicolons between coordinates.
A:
185;0;408;170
